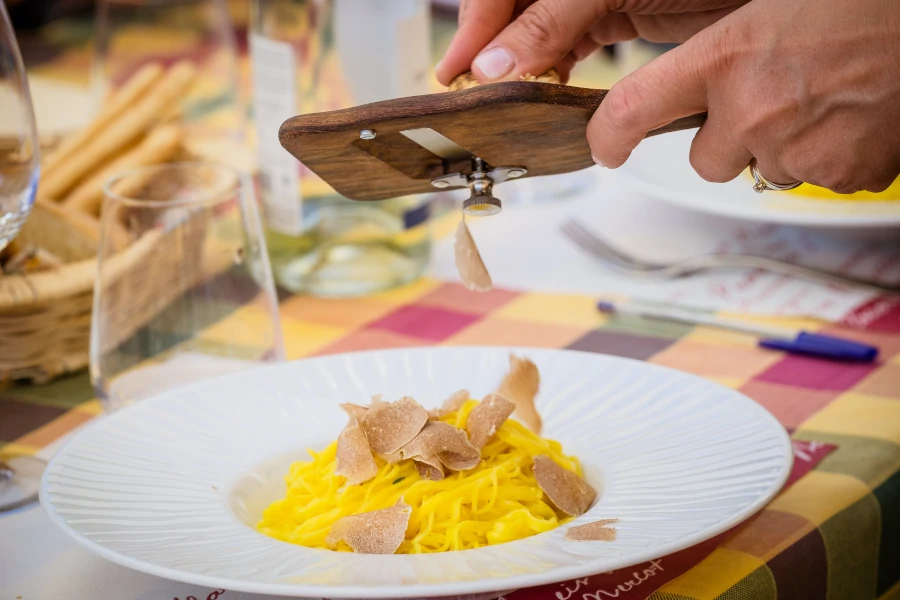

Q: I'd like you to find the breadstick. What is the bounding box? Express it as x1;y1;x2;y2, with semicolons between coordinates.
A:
63;124;184;215
42;62;164;178
39;61;196;200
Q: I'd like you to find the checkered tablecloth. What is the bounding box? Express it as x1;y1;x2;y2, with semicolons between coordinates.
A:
2;277;899;599
6;7;900;599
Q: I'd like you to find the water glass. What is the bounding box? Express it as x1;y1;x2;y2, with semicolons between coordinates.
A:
90;162;284;412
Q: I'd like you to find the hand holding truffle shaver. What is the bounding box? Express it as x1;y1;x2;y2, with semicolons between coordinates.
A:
278;69;707;216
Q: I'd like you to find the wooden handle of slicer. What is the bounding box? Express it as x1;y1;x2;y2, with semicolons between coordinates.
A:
279;82;707;202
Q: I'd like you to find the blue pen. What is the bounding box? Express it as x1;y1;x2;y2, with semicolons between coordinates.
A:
597;300;878;363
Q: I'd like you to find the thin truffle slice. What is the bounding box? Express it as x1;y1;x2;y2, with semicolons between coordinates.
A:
335;416;378;486
533;454;597;517
454;217;492;292
466;393;515;449
401;421;481;472
566;519;619;541
428;389;470;420
340;403;369;421
496;354;542;434
326;500;411;554
379;449;403;464
414;458;446;481
359;396;429;455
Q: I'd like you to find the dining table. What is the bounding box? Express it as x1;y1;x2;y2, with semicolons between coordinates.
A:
2;7;900;600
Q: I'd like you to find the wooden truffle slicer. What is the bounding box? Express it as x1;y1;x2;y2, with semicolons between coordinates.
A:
279;80;706;215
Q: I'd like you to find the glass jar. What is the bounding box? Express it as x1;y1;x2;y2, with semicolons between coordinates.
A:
250;0;433;297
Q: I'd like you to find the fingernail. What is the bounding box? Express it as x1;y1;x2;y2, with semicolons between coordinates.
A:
435;59;443;73
473;46;514;81
592;154;607;168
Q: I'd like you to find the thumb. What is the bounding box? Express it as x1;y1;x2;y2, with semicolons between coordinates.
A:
471;0;607;82
587;35;711;168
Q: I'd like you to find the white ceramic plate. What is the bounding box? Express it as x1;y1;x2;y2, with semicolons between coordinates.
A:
614;129;900;230
40;347;792;599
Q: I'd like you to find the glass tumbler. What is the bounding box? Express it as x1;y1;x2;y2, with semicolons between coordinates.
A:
90;162;284;412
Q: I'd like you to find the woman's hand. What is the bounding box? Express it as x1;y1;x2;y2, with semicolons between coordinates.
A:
438;0;900;194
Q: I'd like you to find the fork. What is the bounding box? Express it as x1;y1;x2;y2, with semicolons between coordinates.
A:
560;219;900;294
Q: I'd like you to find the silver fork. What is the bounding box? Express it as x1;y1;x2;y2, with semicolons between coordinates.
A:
560;219;900;293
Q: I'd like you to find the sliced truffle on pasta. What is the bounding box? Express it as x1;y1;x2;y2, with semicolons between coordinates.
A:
401;421;481;475
359;396;429;455
466;393;515;449
413;458;446;481
533;454;597;517
339;403;369;421
566;518;619;541
335;415;378;486
326;500;412;554
496;354;542;434
428;389;470;420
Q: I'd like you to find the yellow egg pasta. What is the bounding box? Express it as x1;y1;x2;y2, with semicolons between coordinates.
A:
783;179;900;201
745;170;900;201
257;399;582;553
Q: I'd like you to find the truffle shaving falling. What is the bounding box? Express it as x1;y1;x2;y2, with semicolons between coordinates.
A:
533;454;597;517
326;500;412;554
454;217;492;292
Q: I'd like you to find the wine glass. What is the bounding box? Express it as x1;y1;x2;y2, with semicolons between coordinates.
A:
90;162;285;412
0;0;39;251
0;0;44;513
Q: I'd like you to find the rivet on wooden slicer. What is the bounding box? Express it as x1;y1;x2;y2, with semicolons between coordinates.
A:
507;169;526;178
359;129;376;140
432;180;450;189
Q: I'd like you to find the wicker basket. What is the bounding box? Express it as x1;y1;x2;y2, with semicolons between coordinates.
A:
0;200;209;383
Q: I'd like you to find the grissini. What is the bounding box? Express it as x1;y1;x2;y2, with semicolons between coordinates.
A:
63;124;184;215
42;62;165;178
39;61;196;200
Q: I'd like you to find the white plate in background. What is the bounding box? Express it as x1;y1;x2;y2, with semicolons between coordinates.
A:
613;129;900;231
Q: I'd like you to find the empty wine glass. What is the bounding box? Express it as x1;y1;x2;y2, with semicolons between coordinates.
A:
0;0;39;251
0;0;44;513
